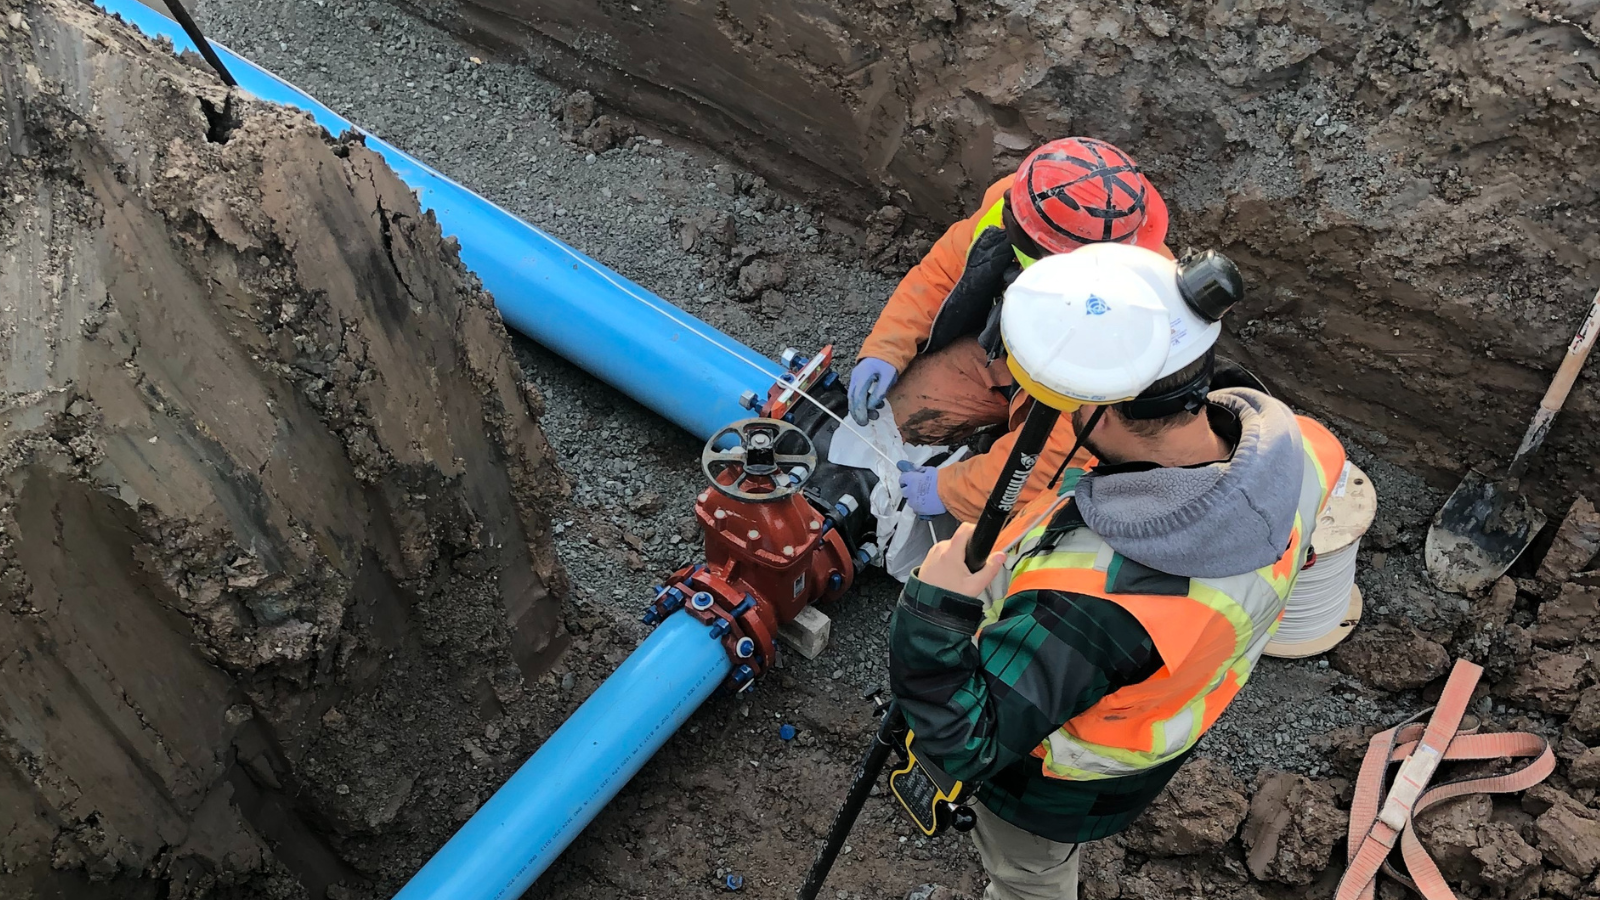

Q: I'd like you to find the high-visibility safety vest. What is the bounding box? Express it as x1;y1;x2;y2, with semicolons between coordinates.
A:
992;415;1347;781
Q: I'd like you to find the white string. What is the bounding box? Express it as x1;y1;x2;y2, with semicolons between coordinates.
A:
1277;539;1361;644
772;379;902;470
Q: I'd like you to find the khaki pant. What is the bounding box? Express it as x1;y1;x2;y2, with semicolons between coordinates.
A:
969;802;1081;900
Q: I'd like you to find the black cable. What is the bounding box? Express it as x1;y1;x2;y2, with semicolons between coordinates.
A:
161;0;237;87
964;400;1062;571
797;703;903;900
1044;404;1106;491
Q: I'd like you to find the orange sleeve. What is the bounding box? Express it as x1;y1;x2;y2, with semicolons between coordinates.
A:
934;408;1096;524
857;178;1015;372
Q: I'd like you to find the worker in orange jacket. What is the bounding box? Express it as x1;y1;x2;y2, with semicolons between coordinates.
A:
849;137;1175;523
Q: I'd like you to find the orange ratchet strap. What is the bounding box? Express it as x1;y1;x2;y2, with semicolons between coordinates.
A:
1336;658;1555;900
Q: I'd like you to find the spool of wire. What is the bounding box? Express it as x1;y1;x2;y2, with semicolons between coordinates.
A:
1265;461;1377;659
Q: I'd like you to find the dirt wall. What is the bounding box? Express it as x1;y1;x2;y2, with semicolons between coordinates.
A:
401;0;1600;501
0;1;567;895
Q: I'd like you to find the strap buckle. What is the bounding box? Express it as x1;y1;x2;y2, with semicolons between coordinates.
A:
1378;743;1441;832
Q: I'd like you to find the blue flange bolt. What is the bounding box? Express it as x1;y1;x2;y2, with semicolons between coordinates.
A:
642;585;689;624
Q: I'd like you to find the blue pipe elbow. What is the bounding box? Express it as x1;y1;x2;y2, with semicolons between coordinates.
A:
94;0;783;440
393;612;731;900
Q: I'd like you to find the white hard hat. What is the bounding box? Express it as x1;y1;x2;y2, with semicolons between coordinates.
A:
1000;244;1225;410
1084;243;1223;377
999;250;1171;409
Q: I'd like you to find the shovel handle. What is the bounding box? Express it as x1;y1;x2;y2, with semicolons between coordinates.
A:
1509;286;1600;476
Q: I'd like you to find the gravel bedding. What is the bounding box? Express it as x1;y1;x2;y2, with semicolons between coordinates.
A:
188;0;1447;817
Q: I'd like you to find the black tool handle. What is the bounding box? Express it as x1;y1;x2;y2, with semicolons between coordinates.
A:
964;401;1061;571
161;0;238;86
797;704;903;900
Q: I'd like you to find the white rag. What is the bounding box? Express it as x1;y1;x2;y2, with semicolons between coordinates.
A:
826;402;968;582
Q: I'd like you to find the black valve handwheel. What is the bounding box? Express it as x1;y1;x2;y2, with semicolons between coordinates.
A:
702;418;817;503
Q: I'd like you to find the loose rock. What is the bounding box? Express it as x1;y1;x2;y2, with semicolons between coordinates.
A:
1121;758;1248;857
1414;793;1494;886
1534;581;1600;648
561;89;597;136
1568;747;1600;789
1498;648;1591;715
1472;577;1520;630
1569;686;1600;743
1536;496;1600;592
736;259;788;299
1079;840;1126;900
1470;822;1543;900
1241;771;1346;884
1331;622;1450;691
1534;795;1600;877
581;114;630;152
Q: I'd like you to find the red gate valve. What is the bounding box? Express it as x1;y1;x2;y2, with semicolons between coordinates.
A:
639;415;857;689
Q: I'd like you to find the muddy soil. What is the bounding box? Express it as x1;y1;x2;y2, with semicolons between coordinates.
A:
399;0;1600;509
0;1;571;896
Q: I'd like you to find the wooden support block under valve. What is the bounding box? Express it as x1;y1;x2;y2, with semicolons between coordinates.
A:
778;606;831;659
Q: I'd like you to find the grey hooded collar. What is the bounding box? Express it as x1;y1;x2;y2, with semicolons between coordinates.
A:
1073;389;1306;579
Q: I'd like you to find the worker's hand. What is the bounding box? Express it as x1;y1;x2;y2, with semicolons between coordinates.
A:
847;358;899;426
917;523;1005;597
896;460;946;518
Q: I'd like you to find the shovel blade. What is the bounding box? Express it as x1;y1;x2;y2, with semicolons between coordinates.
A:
1425;468;1548;596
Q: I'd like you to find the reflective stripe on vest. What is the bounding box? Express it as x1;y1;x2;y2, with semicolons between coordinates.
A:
970;196;1043;268
970;196;1007;252
996;416;1347;781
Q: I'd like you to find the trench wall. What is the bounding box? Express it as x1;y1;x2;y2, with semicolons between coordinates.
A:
1;1;567;894
403;0;1600;499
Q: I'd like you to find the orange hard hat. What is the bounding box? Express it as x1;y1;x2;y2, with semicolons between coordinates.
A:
1009;137;1168;256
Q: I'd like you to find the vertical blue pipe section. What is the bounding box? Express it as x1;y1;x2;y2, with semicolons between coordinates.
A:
396;612;732;900
95;0;783;440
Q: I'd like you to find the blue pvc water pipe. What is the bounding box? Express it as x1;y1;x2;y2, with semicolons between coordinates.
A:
96;0;782;441
394;611;732;900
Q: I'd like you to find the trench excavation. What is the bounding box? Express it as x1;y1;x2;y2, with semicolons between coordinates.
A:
4;1;1600;899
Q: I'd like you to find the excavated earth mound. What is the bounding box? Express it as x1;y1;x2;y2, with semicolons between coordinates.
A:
1;1;571;895
399;0;1600;505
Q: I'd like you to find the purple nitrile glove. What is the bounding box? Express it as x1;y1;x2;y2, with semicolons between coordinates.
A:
848;358;899;426
897;460;946;518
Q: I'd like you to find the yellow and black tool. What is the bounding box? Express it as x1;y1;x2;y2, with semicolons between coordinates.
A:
888;729;975;836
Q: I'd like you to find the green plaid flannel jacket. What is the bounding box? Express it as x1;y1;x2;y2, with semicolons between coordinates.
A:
888;571;1190;843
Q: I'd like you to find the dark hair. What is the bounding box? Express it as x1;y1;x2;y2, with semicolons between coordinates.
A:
1112;350;1213;438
